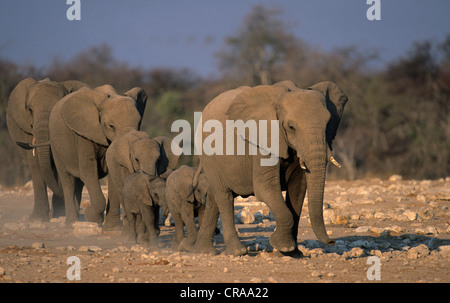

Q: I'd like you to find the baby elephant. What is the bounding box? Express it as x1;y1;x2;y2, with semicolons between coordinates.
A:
166;165;209;251
123;171;167;248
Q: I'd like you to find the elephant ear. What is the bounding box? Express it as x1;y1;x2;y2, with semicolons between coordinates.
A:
308;81;348;149
226;85;290;160
59;80;89;93
154;136;180;175
107;133;133;173
124;87;148;119
60;88;109;146
7;78;37;134
143;175;160;207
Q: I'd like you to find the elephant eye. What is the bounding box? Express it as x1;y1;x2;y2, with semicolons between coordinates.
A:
108;124;115;130
287;122;295;132
134;158;139;163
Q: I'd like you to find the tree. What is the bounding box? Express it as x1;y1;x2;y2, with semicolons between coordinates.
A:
216;5;297;85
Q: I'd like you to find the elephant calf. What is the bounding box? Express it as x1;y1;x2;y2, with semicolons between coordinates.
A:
166;165;209;251
122;171;168;248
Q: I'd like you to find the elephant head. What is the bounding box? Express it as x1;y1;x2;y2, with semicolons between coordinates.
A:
144;175;168;216
7;78;88;196
227;81;348;245
59;86;147;146
110;130;180;177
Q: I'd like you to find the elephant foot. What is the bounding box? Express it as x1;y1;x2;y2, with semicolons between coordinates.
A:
29;210;50;222
102;219;123;231
225;238;248;256
194;241;219;255
84;207;105;225
269;229;296;252
274;247;303;259
178;238;196;252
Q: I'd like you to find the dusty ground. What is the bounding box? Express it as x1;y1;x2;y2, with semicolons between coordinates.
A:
0;176;449;284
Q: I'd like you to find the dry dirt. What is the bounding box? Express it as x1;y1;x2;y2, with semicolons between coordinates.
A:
0;176;449;284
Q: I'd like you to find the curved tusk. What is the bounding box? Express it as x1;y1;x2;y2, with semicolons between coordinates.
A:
330;156;342;168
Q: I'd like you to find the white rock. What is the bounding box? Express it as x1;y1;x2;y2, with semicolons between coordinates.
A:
407;244;429;259
438;245;450;257
404;210;418;221
355;226;370;233
31;242;45;249
236;208;255;224
72;222;102;238
88;246;102;252
416;194;428;203
389;174;402;181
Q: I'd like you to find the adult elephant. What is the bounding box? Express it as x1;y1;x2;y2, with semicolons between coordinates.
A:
6;78;88;221
49;85;147;226
194;80;348;256
105;130;179;229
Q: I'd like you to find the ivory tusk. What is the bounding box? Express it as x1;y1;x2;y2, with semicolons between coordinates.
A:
32;137;36;157
330;156;341;168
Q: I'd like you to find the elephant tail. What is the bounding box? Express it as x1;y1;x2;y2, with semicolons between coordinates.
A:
186;162;203;203
192;161;203;189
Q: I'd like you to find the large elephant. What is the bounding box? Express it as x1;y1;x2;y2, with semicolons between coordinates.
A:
6;78;88;221
105;130;179;229
49;85;147;226
194;80;348;256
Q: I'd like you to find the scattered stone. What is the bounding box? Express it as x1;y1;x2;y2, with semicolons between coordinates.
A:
438;245;450;257
236;207;255;224
88;246;102;252
389;174;402;181
355;226;370;233
311;271;322;278
407;244;430;259
31;242;45;249
403;210;418;221
346;247;365;258
72;222;102;238
249;277;263;283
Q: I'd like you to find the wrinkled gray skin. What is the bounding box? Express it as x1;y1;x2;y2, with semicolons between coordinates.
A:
49;85;147;226
123;172;167;248
105;130;179;230
194;80;348;256
166;165;209;251
6;78;88;221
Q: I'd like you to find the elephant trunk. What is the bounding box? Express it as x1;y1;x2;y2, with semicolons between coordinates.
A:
303;135;334;246
35;113;63;197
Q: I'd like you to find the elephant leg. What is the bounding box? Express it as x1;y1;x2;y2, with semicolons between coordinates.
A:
140;205;158;249
285;166;307;243
171;210;185;250
59;172;79;226
194;191;220;255
253;160;295;253
212;187;247;256
136;214;147;244
179;202;197;251
78;141;105;224
51;194;65;218
27;152;50;221
103;175;123;231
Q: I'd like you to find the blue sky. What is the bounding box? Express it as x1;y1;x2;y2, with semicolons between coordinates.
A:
0;0;449;77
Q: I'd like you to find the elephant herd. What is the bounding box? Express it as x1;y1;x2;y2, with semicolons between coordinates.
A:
6;77;348;256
